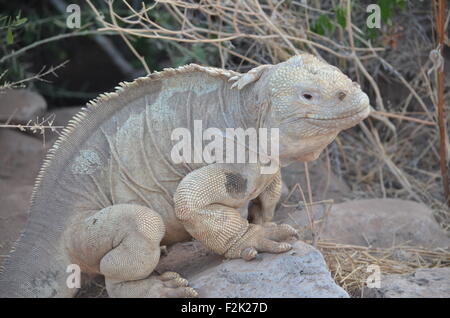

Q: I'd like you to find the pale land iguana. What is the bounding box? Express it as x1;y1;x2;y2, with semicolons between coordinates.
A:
0;54;370;297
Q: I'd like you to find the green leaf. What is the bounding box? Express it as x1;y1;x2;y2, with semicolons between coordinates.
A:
0;15;8;26
378;0;398;24
320;14;334;32
191;44;207;64
6;28;13;44
365;27;379;40
335;7;346;28
395;0;407;9
310;23;324;35
14;17;27;26
311;14;334;35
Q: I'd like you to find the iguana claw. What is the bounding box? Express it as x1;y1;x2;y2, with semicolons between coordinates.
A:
225;223;298;260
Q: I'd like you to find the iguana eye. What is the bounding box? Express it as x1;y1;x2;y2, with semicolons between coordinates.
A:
299;90;319;102
303;93;313;100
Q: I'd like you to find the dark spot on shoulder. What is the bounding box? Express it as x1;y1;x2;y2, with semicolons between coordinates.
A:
92;218;97;225
225;172;247;196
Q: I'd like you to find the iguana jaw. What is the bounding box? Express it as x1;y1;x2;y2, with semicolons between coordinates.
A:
304;104;370;121
303;103;370;130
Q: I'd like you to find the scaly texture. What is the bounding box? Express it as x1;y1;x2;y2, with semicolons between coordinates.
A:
0;54;370;297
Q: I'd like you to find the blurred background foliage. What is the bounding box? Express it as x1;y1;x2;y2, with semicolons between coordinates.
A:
0;0;221;106
0;0;418;107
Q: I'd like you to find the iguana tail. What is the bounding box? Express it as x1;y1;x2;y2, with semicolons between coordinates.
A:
0;216;76;298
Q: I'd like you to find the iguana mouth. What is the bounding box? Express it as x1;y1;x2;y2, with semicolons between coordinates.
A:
305;105;370;121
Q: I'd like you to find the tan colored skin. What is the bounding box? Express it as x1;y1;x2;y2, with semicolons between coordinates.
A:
0;54;369;298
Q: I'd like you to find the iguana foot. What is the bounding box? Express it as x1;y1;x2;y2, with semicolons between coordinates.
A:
157;272;198;297
224;223;298;260
106;272;198;298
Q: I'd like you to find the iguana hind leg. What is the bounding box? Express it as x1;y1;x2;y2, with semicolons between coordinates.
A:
174;164;298;261
249;170;282;225
66;204;197;298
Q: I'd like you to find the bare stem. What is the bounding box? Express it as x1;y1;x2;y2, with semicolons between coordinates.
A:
434;0;449;206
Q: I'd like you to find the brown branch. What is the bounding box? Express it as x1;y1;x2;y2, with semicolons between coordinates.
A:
434;0;450;206
371;111;436;126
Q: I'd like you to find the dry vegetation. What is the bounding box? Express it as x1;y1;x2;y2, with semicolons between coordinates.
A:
319;241;450;296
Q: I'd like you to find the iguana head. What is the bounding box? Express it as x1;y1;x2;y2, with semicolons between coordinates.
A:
264;53;371;165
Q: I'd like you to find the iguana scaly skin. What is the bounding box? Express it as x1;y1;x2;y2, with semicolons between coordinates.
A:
0;54;370;297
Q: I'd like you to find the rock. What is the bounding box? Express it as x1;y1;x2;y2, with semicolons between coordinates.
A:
0;129;46;184
279;199;450;249
41;107;82;144
80;240;349;298
49;107;82;126
0;182;32;257
321;199;450;248
0;89;46;123
363;267;450;298
156;241;223;278
275;160;350;233
280;160;350;203
0;129;46;262
188;240;349;298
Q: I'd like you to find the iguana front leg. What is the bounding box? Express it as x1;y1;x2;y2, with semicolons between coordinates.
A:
248;170;281;225
174;164;297;260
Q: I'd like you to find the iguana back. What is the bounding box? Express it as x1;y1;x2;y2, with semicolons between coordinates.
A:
0;64;244;297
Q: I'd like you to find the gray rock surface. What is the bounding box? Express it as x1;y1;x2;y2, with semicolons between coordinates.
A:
0;182;32;257
0;129;46;257
279;199;450;249
41;106;82;144
280;160;349;203
156;240;223;278
363;267;450;298
0;89;46;123
187;240;349;298
0;129;46;184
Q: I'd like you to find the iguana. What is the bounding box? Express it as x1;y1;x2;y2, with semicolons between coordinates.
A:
0;54;370;297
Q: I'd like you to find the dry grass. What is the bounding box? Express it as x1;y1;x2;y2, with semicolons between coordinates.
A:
318;241;450;297
0;61;68;90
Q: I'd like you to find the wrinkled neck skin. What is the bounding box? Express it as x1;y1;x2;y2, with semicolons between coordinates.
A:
239;69;339;169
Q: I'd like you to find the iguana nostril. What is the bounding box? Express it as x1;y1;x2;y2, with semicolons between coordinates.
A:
338;91;346;101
